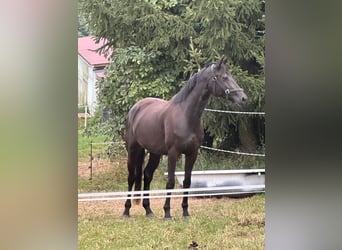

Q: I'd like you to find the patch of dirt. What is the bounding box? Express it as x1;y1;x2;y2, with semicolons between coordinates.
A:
238;218;265;228
78;158;126;178
78;160;91;178
78;196;239;218
78;159;244;218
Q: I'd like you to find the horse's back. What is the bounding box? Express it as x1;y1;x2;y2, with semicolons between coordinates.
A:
132;97;167;110
128;97;167;123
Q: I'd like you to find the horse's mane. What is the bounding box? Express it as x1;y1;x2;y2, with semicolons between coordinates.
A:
171;63;218;104
171;72;198;103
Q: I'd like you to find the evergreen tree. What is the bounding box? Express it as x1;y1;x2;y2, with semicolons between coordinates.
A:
78;0;90;37
81;0;265;151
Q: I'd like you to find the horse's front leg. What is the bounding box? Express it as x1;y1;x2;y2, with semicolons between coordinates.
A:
182;151;198;218
163;150;178;220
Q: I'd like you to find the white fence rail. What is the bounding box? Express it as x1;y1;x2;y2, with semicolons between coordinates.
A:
78;185;265;202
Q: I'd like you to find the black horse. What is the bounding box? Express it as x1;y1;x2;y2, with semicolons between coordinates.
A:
122;59;247;219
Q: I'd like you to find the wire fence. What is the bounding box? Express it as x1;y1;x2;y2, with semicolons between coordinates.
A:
204;108;265;115
200;145;265;157
78;107;265;200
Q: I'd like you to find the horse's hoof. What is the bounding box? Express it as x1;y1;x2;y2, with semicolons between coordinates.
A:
146;213;154;218
120;214;130;219
183;215;191;220
164;216;173;221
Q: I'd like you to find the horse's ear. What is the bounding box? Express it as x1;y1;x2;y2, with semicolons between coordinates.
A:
223;58;227;64
218;57;225;69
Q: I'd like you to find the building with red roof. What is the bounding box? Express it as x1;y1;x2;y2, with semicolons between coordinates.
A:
78;36;112;115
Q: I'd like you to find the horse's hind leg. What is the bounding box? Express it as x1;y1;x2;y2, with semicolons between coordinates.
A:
122;159;134;218
143;153;161;217
122;146;144;218
182;152;198;218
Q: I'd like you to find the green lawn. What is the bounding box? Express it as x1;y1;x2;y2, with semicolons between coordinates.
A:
78;194;265;250
78;130;108;159
78;129;265;249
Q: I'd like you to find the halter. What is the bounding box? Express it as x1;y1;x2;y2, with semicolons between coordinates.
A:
210;64;244;95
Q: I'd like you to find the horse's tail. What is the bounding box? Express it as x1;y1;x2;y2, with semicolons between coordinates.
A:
133;149;145;205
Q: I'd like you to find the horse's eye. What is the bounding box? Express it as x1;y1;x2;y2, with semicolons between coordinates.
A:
213;76;217;81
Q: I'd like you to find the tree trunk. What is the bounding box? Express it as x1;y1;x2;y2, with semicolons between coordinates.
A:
239;118;257;153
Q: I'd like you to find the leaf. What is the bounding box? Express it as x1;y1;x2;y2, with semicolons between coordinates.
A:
83;0;265;147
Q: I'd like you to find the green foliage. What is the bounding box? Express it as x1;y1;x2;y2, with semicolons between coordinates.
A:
183;36;207;76
81;0;265;146
78;129;108;159
97;46;176;135
81;109;117;140
78;0;90;37
195;151;265;171
183;0;265;145
81;0;194;59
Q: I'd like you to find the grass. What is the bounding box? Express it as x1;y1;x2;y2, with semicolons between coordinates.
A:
78;129;265;249
78;129;109;159
78;156;167;193
77;139;265;193
78;195;265;249
190;150;265;170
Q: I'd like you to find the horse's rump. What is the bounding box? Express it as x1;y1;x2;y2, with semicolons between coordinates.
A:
126;97;169;154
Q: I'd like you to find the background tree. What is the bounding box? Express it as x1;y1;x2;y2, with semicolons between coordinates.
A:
78;0;90;37
81;0;265;152
97;46;175;137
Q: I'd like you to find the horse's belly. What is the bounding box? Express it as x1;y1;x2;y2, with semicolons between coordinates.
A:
136;128;168;155
131;105;168;154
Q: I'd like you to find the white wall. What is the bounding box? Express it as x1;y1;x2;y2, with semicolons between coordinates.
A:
78;56;89;107
87;66;98;115
78;55;105;116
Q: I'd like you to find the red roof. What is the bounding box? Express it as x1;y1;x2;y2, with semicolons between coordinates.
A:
78;36;112;67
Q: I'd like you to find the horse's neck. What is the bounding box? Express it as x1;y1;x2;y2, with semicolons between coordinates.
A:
182;84;210;123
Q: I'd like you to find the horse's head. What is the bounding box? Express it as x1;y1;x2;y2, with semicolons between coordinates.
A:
207;59;247;104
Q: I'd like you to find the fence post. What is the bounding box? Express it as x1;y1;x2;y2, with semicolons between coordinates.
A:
89;141;93;180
